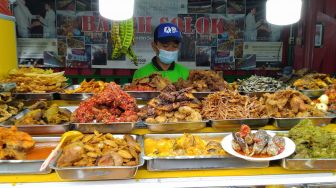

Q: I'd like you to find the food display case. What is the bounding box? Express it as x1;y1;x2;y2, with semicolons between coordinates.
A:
0;103;335;186
0;73;336;187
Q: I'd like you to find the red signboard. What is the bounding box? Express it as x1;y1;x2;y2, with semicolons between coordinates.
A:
0;0;11;16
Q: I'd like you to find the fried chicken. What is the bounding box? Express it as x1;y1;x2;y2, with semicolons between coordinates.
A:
125;73;172;91
174;70;230;92
57;142;85;167
0;126;35;160
260;90;325;118
72;82;138;123
138;88;202;123
65;79;106;94
293;73;335;90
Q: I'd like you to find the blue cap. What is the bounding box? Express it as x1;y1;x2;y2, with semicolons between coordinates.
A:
154;23;182;43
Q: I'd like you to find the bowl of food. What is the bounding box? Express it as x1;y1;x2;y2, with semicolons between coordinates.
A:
221;125;295;162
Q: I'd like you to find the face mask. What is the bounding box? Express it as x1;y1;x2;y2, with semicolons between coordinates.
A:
158;49;178;64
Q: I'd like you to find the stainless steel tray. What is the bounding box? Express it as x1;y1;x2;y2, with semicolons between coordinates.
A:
50;135;144;180
282;158;336;170
273;114;336;129
211;118;270;129
145;121;207;133
13;92;55;100
144;133;269;171
299;89;325;98
1;106;76;135
5;124;71;135
72;122;136;133
59;85;93;100
125;91;160;100
0;137;59;174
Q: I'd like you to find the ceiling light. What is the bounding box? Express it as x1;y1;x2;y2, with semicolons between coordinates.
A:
99;0;134;21
266;0;302;25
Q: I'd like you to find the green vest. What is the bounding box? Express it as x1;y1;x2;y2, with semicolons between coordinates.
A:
133;57;189;83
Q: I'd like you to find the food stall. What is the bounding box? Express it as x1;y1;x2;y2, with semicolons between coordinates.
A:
1;0;336;187
0;67;335;187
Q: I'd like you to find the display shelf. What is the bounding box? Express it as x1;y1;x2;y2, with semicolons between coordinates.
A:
0;127;335;185
1;98;335;187
0;171;335;187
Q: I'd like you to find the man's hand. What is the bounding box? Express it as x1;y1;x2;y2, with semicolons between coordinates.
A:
30;21;41;27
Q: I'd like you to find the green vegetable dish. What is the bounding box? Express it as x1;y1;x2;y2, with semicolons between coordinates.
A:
288;119;336;158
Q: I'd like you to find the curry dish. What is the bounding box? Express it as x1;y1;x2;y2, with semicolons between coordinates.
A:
14;101;71;126
145;134;226;157
232;125;285;158
289;119;336;158
57;132;141;167
293;73;334;90
0;126;35;160
65;79;107;94
25;142;58;160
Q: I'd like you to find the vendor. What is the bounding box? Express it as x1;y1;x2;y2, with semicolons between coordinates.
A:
133;23;189;82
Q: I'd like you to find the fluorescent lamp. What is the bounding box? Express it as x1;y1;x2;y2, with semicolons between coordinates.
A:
99;0;134;21
266;0;302;25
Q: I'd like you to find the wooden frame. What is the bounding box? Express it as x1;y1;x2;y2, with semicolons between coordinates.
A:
314;23;324;48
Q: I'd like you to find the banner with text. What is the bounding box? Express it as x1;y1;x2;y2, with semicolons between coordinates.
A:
13;0;283;70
